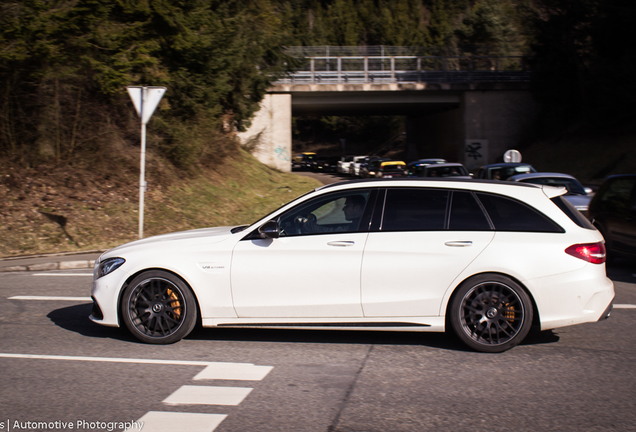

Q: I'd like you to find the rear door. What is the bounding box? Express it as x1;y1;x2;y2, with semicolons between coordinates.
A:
361;188;494;317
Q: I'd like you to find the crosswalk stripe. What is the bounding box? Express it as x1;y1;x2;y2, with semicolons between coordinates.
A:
194;362;273;381
163;385;253;406
613;304;636;309
124;411;226;432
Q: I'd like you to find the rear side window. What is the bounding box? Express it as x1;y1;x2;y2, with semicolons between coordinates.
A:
449;191;491;230
381;189;448;231
551;196;595;229
476;193;564;233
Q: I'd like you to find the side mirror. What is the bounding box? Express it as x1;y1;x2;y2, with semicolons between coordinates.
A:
584;187;593;195
258;220;280;239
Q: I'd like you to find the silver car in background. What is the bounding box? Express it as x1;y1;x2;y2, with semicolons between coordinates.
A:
509;172;592;213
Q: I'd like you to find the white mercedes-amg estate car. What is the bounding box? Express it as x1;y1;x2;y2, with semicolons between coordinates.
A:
91;179;614;352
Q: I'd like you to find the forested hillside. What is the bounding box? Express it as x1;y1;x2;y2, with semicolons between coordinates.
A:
2;0;633;168
1;0;634;256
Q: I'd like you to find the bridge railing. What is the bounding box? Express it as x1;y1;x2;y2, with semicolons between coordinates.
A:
276;52;531;85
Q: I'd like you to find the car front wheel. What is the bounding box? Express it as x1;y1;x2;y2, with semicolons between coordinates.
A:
121;270;197;344
450;274;533;353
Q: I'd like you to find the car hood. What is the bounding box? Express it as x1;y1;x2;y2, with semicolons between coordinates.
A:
100;226;237;260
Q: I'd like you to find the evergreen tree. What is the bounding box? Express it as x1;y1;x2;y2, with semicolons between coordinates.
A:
0;0;293;166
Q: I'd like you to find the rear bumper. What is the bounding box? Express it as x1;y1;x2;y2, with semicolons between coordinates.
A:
531;270;615;331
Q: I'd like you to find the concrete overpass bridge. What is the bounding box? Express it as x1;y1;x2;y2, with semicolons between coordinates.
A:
238;46;536;172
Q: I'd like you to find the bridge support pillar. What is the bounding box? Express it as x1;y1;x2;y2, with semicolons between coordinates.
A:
237;93;292;172
408;90;537;170
461;90;537;170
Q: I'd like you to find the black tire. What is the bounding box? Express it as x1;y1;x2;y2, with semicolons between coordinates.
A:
121;270;197;344
450;274;533;353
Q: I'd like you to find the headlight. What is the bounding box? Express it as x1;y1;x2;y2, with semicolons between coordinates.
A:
95;257;125;279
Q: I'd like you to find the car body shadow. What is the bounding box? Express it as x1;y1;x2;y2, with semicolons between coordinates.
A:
48;304;561;351
46;303;137;342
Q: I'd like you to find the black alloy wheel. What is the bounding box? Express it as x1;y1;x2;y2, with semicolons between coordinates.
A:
450;274;533;353
121;270;197;344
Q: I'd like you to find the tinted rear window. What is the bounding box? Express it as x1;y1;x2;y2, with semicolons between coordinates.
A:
449;191;491;230
381;189;448;231
476;193;564;233
551;196;595;229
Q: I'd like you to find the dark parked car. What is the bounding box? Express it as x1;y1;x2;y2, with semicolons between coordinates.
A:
587;174;636;260
416;163;471;179
359;157;390;178
311;156;339;173
406;158;447;176
474;163;537;180
298;154;316;171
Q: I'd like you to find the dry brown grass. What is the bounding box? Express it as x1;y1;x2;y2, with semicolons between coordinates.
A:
0;149;321;257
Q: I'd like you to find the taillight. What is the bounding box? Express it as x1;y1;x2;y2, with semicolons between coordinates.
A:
565;242;606;264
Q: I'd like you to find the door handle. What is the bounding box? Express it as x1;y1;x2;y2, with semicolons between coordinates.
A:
327;241;355;247
445;241;473;247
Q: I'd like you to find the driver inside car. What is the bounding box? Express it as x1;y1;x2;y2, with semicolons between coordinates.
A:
296;194;366;234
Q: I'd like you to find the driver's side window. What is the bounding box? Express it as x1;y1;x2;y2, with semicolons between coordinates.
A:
278;190;372;236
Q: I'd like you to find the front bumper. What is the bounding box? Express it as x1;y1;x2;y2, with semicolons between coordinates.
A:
90;271;126;327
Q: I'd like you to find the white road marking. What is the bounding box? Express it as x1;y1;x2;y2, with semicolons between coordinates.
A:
8;296;92;301
163;385;253;406
614;304;636;309
125;411;226;432
0;354;271;373
194;363;273;381
32;273;93;276
1;353;272;432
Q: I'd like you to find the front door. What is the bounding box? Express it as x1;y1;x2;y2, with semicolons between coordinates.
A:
230;189;375;318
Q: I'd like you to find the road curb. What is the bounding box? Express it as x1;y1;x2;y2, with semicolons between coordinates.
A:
0;260;96;273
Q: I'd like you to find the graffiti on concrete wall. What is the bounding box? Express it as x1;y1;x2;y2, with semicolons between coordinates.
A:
464;139;488;170
274;145;290;161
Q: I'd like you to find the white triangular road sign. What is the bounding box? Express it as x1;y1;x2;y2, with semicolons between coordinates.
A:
127;86;166;124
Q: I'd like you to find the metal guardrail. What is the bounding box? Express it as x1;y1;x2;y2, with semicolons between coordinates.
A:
277;49;531;85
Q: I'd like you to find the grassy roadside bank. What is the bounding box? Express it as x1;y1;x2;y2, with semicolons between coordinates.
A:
0;150;322;258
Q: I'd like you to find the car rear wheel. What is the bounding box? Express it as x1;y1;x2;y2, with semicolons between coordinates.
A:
121;270;197;344
450;274;533;353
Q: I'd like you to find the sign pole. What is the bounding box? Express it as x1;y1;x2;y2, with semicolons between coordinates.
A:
139;98;147;239
126;86;166;239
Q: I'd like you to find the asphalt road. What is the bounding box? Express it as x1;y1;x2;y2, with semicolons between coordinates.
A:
1;259;635;432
